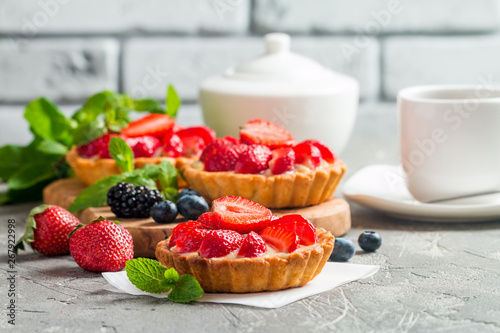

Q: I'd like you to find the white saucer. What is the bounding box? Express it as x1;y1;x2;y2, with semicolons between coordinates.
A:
342;165;500;222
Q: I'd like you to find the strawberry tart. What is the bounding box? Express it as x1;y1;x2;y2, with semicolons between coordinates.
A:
66;114;216;186
180;119;347;208
155;196;335;293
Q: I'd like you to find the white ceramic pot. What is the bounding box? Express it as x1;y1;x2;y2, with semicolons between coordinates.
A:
199;33;359;155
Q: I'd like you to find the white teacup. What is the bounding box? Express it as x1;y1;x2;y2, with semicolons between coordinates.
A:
398;85;500;202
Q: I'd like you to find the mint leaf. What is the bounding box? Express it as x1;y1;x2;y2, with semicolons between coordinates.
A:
168;274;204;303
24;97;75;146
36;139;68;156
72;120;108;146
133;98;165;113
0;145;25;181
126;258;171;294
69;174;125;212
166;85;181;118
109;137;134;173
123;174;157;190
0;192;11;205
158;160;178;201
7;161;59;190
164;268;180;284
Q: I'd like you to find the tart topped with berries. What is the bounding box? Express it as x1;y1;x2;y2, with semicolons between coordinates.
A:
180;119;346;208
155;196;335;293
66;114;216;186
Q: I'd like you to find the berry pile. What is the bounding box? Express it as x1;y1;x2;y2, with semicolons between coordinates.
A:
76;114;215;159
199;119;336;175
107;182;163;218
167;196;319;259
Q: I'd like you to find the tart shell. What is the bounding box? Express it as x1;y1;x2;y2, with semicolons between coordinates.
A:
66;146;188;187
155;228;335;293
180;160;347;208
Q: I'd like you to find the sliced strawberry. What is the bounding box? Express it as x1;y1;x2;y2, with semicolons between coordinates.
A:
199;229;243;258
293;142;322;169
169;221;208;247
162;133;183;157
273;214;316;245
211;196;273;233
303;139;336;163
200;136;240;163
77;134;117;158
234;145;272;174
240;119;295;149
125;135;161;158
175;228;206;253
269;147;296;175
122;114;175;138
237;231;267;258
260;227;299;253
197;212;215;227
203;145;244;172
175;126;216;158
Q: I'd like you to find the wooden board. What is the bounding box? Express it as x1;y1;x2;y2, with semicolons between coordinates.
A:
43;178;351;258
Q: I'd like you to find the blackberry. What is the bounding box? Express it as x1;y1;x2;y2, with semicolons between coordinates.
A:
107;182;163;218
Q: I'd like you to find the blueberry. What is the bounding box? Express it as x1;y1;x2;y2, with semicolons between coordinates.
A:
150;201;178;224
329;238;356;262
358;231;382;252
176;194;209;221
178;188;203;201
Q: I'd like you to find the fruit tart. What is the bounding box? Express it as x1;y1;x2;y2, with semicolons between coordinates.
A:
180;119;347;208
66;114;216;186
155;196;335;293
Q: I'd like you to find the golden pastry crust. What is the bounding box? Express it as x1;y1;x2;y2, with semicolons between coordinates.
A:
180;160;347;209
66;146;188;186
155;228;334;293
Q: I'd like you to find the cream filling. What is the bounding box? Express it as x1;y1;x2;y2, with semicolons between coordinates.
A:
171;241;318;259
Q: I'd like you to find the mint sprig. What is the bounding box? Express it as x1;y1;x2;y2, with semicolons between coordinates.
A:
125;258;203;303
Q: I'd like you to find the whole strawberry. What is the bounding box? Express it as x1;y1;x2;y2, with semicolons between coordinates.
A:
69;217;134;272
14;205;80;256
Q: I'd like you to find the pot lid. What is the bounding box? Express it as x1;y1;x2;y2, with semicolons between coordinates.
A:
225;33;336;82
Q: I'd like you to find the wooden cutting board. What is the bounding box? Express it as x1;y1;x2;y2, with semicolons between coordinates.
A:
43;178;351;258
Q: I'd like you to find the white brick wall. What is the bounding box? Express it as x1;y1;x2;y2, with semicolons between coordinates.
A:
123;37;379;102
383;36;500;99
254;0;500;33
0;0;250;34
0;39;119;102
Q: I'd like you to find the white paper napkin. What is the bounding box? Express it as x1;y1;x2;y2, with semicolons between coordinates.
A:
102;262;379;309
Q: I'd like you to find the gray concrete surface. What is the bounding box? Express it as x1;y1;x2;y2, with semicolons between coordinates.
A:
1;103;500;332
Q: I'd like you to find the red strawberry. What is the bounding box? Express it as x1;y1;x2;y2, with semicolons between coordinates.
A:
203;145;243;172
237;231;267;258
197;212;215;227
122;114;175;138
211;196;273;233
162;133;183;157
175;228;206;253
273;214;316;246
175;126;216;157
169;221;208;247
240;119;295;149
77;134;117;159
303;139;336;163
234;144;272;174
200;136;240;163
293;142;322;169
14;205;80;256
199;229;243;258
260;227;299;253
125;135;161;158
269;147;296;175
69;217;134;272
